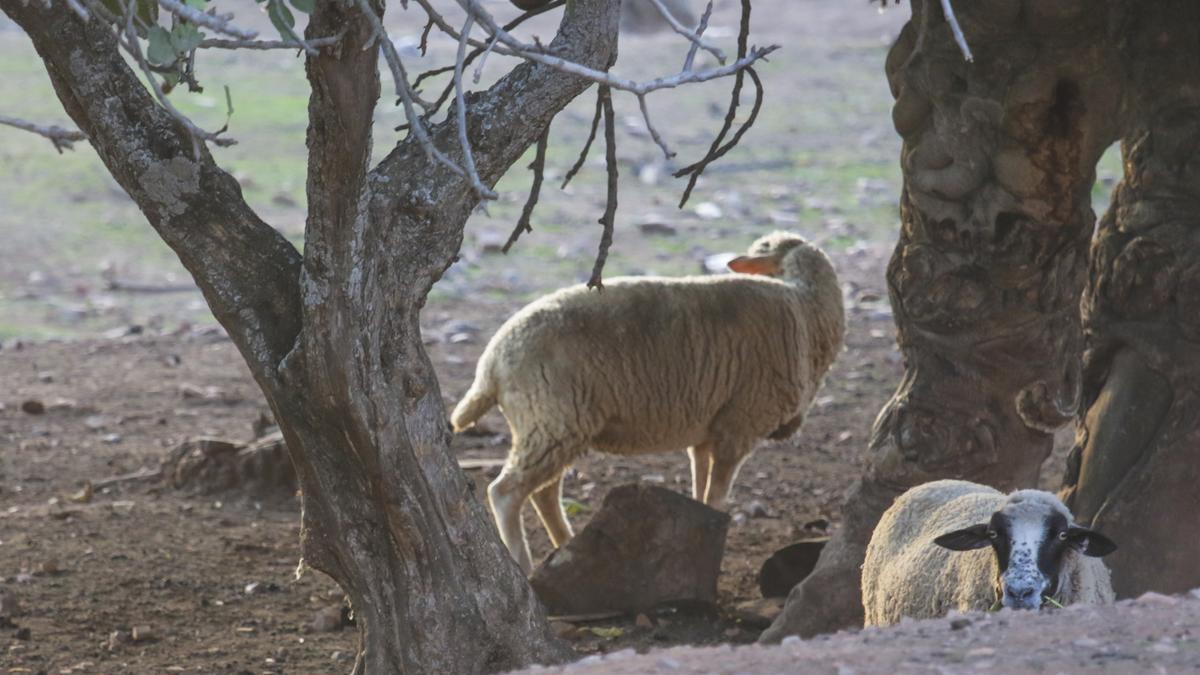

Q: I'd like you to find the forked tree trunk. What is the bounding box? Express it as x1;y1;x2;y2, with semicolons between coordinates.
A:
763;0;1125;640
1061;0;1200;598
1;0;619;670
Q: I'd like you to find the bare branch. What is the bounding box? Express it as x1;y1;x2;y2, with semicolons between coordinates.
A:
156;0;257;40
682;1;715;72
560;90;603;189
648;0;725;64
939;0;974;62
637;93;674;159
65;0;90;21
198;34;342;50
502;124;550;253
588;85;617;290
471;34;500;84
452;13;497;199
0;114;87;152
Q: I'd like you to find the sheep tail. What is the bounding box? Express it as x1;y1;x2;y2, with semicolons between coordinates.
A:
450;365;498;432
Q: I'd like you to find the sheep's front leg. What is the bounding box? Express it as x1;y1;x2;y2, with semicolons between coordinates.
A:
687;443;714;502
487;470;534;574
529;472;574;548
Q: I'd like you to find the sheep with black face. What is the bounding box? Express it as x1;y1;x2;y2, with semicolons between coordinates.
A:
862;479;1118;626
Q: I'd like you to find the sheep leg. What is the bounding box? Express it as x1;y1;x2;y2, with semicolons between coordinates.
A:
529;473;574;548
687;443;714;502
487;469;534;574
704;447;750;509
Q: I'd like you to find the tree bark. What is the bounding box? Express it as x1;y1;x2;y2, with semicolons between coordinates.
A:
2;0;619;671
763;0;1125;640
1061;0;1200;598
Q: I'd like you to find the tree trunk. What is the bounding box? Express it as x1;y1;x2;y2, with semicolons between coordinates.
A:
1060;0;1200;599
1;0;619;670
763;0;1125;640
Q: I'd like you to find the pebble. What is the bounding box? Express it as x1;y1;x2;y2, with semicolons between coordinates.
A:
14;626;31;640
20;399;45;415
656;657;681;669
309;605;345;633
131;625;155;642
744;500;770;518
694;202;723;219
635;613;653;629
0;588;20;616
637;222;677;236
1136;591;1178;606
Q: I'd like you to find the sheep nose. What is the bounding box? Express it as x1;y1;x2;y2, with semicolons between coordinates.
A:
1004;586;1039;609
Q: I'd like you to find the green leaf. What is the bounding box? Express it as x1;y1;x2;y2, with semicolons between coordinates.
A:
146;26;178;67
267;0;296;37
587;627;624;639
170;23;204;54
288;0;314;14
183;0;207;8
103;0;159;30
562;498;588;518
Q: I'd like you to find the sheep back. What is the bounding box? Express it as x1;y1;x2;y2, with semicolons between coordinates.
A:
862;480;1005;626
479;273;842;456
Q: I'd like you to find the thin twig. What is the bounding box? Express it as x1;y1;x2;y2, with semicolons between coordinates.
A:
502;123;550;253
939;0;974;62
354;0;466;179
122;0;235;158
588;85;617;290
0;115;87;153
198;35;342;50
561;90;604;189
271;8;318;56
472;35;500;84
452;13;496;199
637;93;674;159
682;1;715;72
65;0;90;21
647;0;724;64
156;0;257;40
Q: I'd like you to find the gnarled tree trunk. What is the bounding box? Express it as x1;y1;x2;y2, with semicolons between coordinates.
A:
763;0;1125;640
1;0;619;670
1061;0;1200;599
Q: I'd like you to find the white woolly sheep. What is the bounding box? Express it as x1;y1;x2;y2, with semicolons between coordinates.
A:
862;479;1118;626
451;231;845;572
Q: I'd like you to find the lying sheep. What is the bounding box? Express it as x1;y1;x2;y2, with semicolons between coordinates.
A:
862;479;1118;626
451;231;845;572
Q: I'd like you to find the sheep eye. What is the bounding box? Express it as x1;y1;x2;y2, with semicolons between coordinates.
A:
987;530;998;539
1057;531;1069;541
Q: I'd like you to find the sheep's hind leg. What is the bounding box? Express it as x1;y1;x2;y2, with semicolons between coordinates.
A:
487;469;534;574
529;471;574;548
704;442;752;509
687;443;714;502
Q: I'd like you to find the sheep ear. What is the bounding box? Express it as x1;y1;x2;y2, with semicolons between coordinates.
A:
728;254;781;276
1066;527;1117;557
933;524;992;551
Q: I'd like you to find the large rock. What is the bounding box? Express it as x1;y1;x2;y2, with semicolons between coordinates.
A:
530;484;729;616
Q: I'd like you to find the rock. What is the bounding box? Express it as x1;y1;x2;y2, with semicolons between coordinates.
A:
101;433;123;444
448;332;474;345
37;371;54;383
309;605;346;633
131;625;155;642
20;400;45;415
477;231;507;254
529;484;729;615
802;517;830;532
33;559;59;576
637;222;677;237
949;617;972;631
14;626;31;640
1135;591;1178;606
107;630;131;651
732;597;783;629
744;500;770;518
635;613;653;629
693;202;723;220
549;621;582;640
702;253;737;275
758;538;829;598
84;416;109;431
0;588;20;617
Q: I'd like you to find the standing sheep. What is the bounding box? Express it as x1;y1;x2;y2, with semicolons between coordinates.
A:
862;480;1118;626
452;231;845;572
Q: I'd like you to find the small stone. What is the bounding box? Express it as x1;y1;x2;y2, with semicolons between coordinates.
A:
330;650;352;662
723;627;740;637
966;647;995;657
949;617;972;630
107;630;131;651
744;500;770;518
549;621;581;640
68;482;94;504
179;383;205;399
635;613;653;629
1150;642;1177;654
101;433;122;444
244;582;262;595
84;416;109;431
694;202;723;219
309;605;345;633
1136;591;1178;606
131;625;154;642
781;635;801;647
14;626;31;640
731;512;747;526
637;222;677;237
37;371;54;383
34;559;59;576
448;332;473;345
21;400;45;415
639;474;665;484
0;589;20;616
803;517;830;532
656;657;681;669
